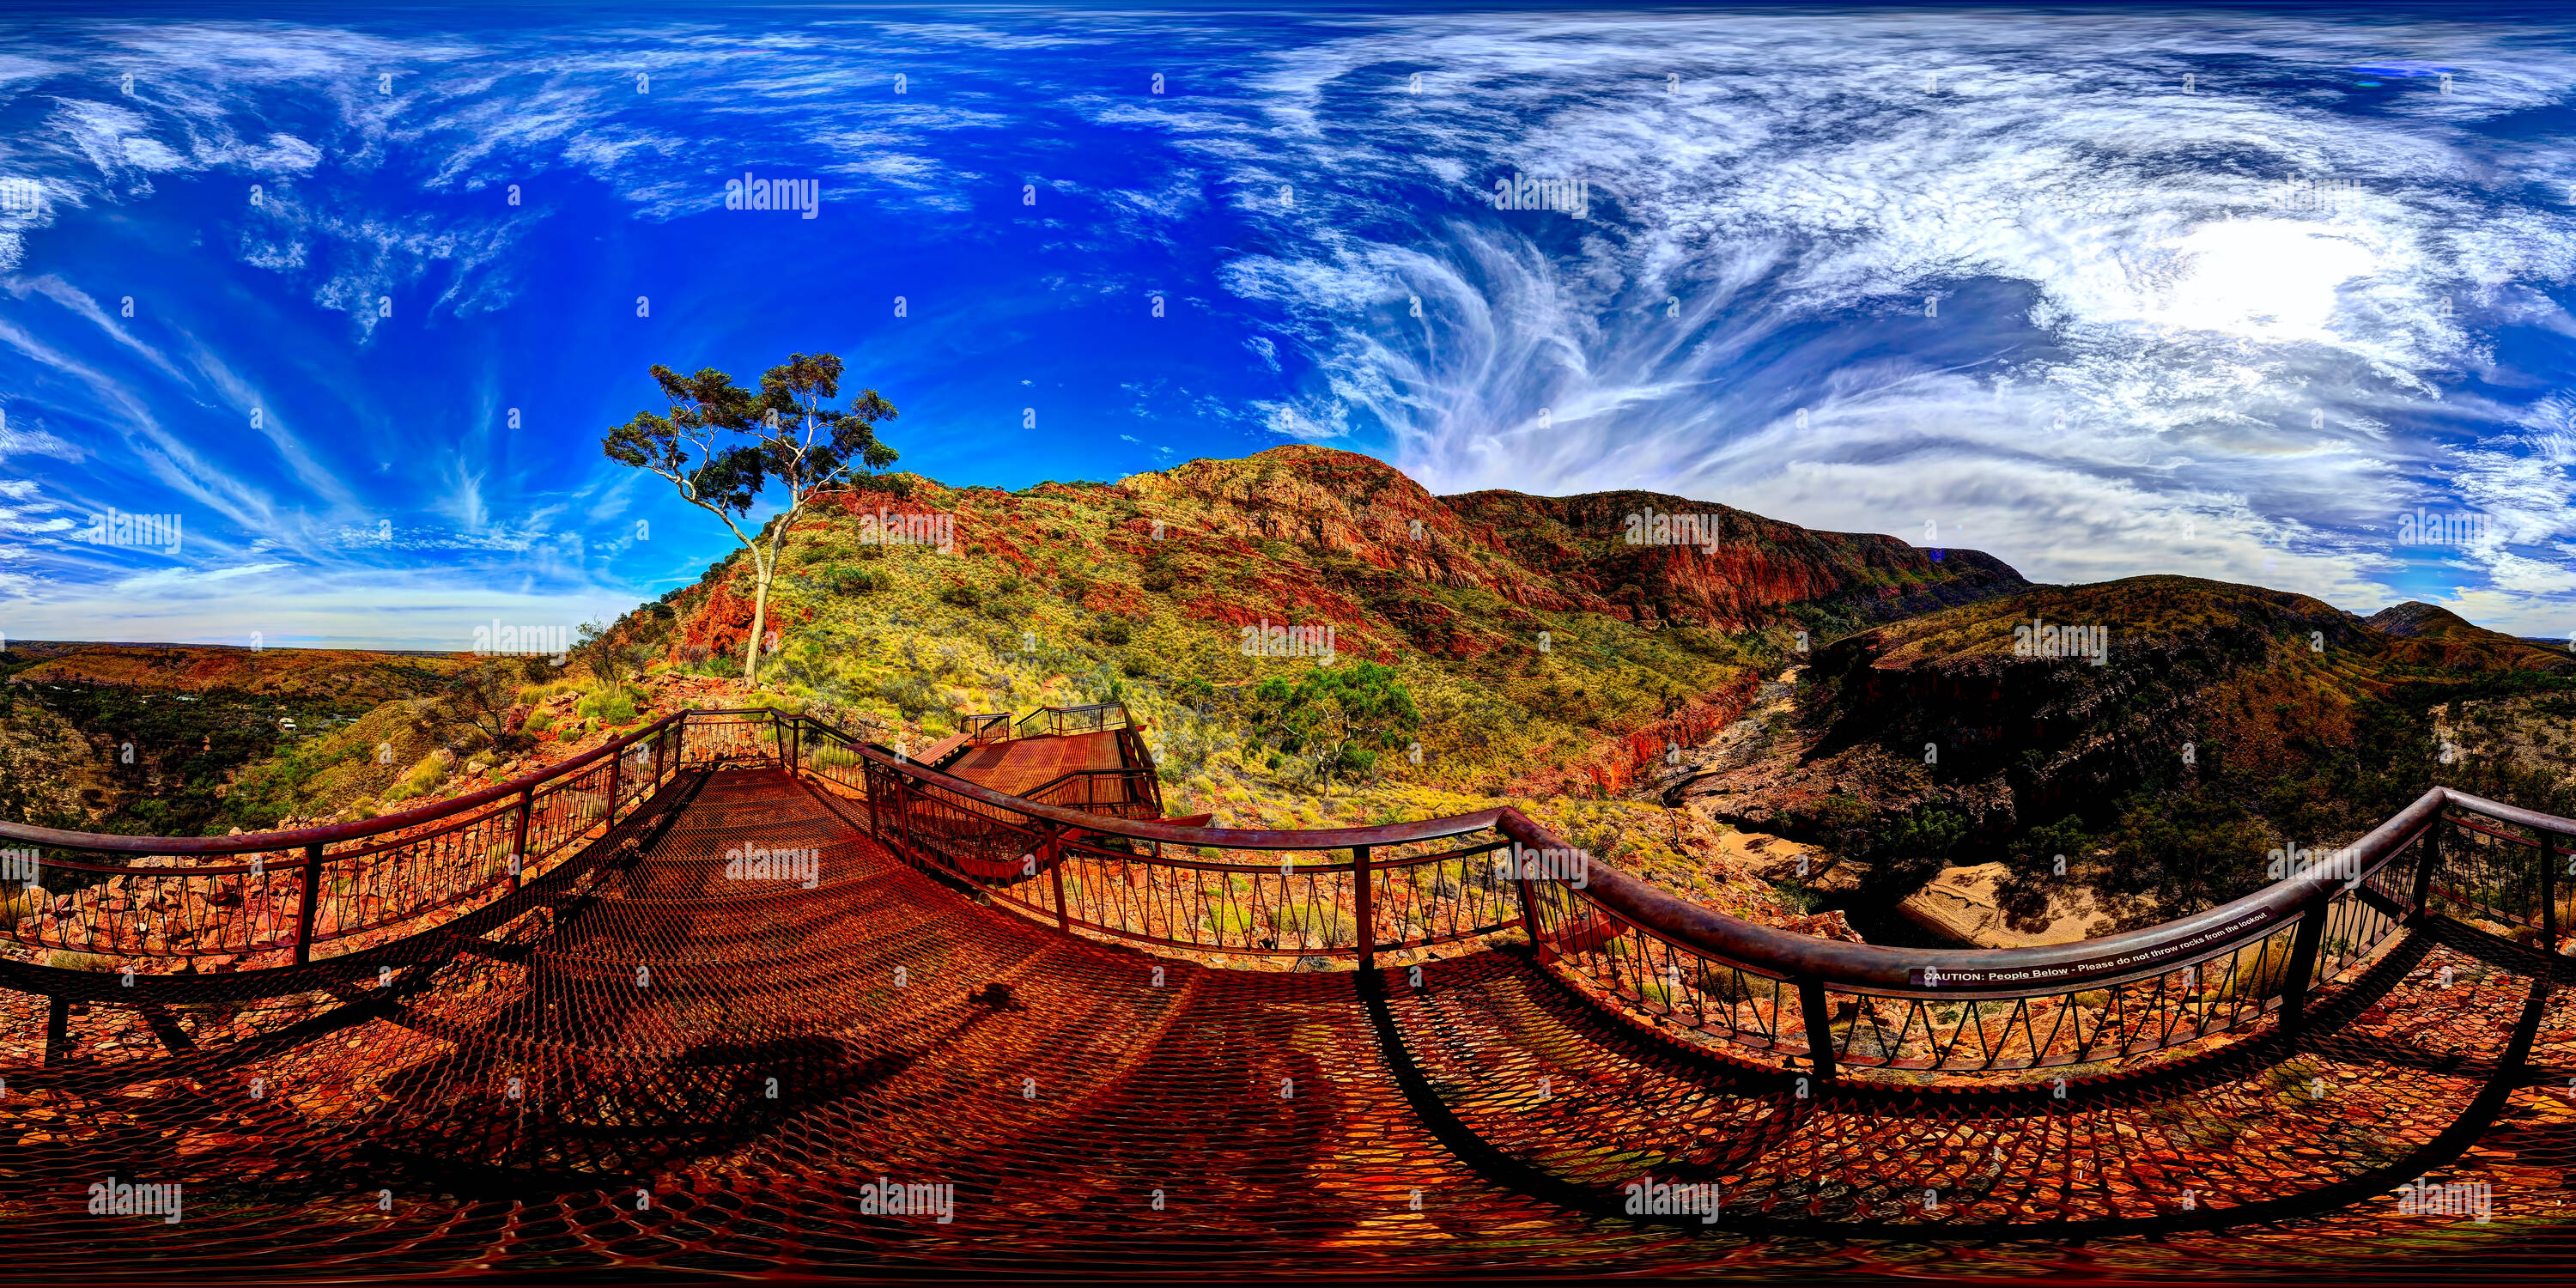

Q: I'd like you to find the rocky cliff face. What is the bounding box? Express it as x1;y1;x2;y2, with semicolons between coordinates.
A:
1683;575;2566;842
629;444;2039;848
1440;488;2026;631
671;445;2029;668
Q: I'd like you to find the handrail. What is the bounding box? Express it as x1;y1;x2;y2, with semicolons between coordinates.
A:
796;704;2565;1075
29;700;2574;1079
1011;702;1131;740
1499;786;2451;996
2;708;721;969
811;708;2481;987
0;708;695;857
828;726;1501;850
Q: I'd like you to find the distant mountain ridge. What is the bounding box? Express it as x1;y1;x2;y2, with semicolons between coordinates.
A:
671;445;2031;671
2363;601;2575;671
6;643;471;701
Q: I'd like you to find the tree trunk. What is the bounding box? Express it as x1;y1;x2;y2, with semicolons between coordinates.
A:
742;552;772;683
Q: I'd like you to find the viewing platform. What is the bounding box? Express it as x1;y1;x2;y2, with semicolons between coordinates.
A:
1;708;2569;1280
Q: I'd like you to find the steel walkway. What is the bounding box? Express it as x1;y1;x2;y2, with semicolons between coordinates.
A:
3;713;2573;1280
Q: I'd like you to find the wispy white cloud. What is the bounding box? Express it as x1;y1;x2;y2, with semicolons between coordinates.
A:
1114;9;2576;629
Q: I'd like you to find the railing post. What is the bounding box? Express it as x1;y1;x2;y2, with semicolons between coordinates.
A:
605;740;623;829
653;720;668;787
1516;873;1543;950
2542;832;2561;956
511;786;534;891
2278;903;2330;1033
1796;977;1838;1083
293;842;325;967
2409;811;2442;924
861;761;884;842
1043;823;1070;933
1352;845;1376;975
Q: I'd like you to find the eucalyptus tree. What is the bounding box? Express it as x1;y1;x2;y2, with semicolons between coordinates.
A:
603;353;896;683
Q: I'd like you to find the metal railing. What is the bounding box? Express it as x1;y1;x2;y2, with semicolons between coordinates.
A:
782;707;2565;1079
15;704;2570;1085
1012;702;1132;739
1509;792;2441;1078
794;713;1516;960
1;712;697;968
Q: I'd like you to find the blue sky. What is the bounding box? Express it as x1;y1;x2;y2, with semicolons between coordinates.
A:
3;3;2573;648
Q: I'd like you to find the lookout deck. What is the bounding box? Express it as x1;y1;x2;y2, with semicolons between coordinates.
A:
6;708;2575;1282
943;728;1127;797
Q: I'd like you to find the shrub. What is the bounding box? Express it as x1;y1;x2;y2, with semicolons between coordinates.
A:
939;585;982;610
1246;661;1421;786
2214;939;2300;1001
383;749;455;804
522;710;555;735
1269;902;1354;946
578;685;639;726
1695;961;1761;1004
877;671;944;720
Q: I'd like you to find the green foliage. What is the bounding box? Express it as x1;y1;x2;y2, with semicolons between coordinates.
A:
1247;661;1421;785
572;618;654;689
601;352;902;682
825;565;884;596
603;355;899;516
1268;902;1354;945
416;659;533;757
381;749;455;804
577;685;640;726
877;671;945;721
1764;878;1826;915
1856;805;1972;896
9;673;441;836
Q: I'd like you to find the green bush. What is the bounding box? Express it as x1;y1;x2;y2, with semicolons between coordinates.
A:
382;750;454;803
1247;661;1421;786
1695;961;1760;1004
578;685;639;725
878;671;944;720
